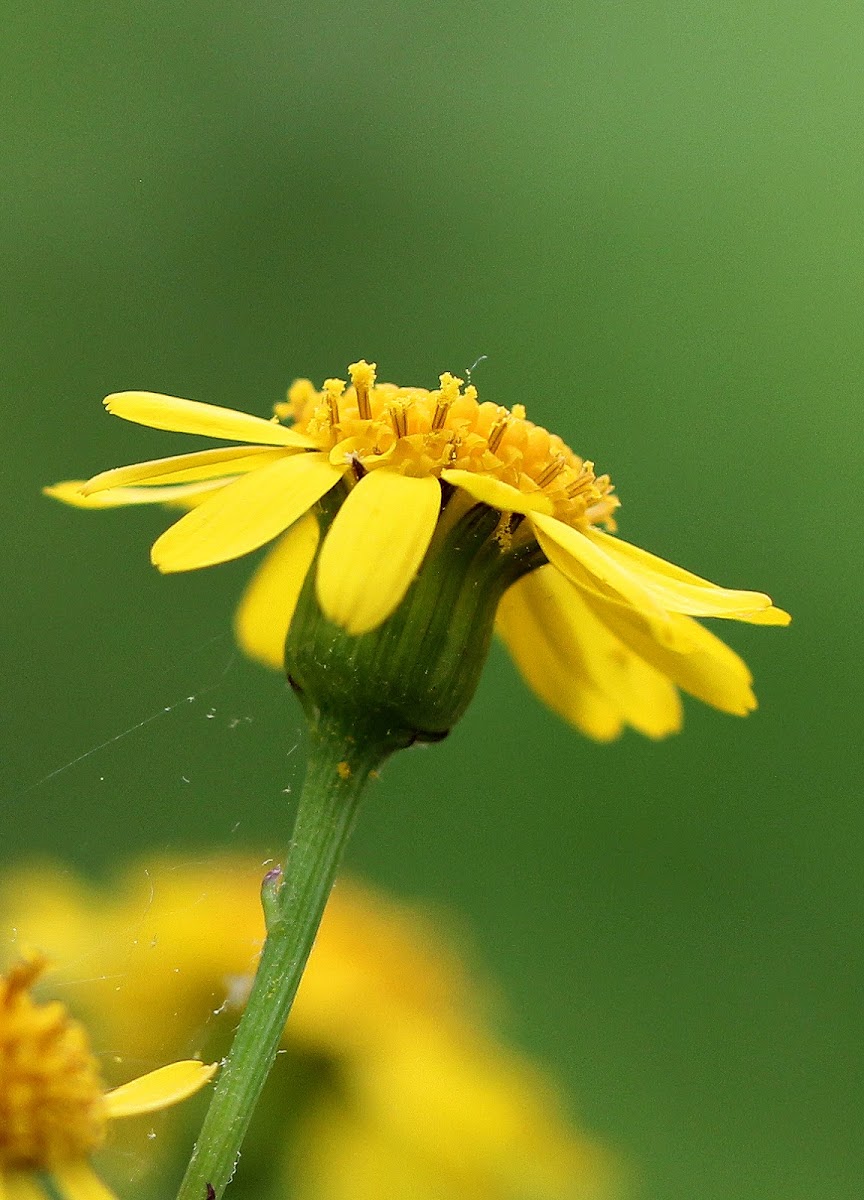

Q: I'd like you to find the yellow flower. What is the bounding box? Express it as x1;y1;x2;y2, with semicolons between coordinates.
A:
45;360;788;739
0;955;215;1200
2;859;610;1200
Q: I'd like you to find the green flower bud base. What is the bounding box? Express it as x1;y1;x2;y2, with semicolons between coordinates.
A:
287;487;543;751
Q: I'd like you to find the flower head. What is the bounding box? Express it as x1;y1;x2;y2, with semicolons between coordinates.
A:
2;858;610;1200
46;361;789;740
0;954;215;1200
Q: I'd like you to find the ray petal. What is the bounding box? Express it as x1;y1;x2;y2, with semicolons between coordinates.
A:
151;453;341;573
316;471;441;635
497;566;682;739
496;574;622;741
440;470;553;516
529;513;673;630
104;391;317;448
587;530;791;624
44;478;229;509
724;605;791;626
103;1060;217;1119
81;446;289;494
578;586;757;715
234;513;320;670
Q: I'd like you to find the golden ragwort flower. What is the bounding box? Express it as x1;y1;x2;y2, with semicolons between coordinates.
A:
46;360;789;739
2;859;610;1200
0;955;215;1200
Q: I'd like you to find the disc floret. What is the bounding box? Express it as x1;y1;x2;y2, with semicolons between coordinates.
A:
275;361;620;532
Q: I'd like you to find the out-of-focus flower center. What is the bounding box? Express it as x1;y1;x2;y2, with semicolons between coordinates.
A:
0;958;106;1166
275;360;620;531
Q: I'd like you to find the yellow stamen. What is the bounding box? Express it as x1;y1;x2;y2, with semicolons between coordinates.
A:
349;360;377;420
432;373;462;430
388;399;412;439
566;462;597;498
431;397;452;431
323;378;346;430
536;454;567;488
487;407;511;455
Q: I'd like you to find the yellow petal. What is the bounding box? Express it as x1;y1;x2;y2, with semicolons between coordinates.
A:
440;469;554;516
316;472;441;635
104;391;317;448
577;584;757;715
530;513;672;629
731;606;792;626
587;529;791;624
103;1060;217;1119
81;445;289;494
44;478;229;509
497;574;623;741
151;453;342;573
234;513;320;670
50;1162;117;1200
497;566;682;739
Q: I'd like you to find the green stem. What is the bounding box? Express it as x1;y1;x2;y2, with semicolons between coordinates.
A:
175;718;386;1200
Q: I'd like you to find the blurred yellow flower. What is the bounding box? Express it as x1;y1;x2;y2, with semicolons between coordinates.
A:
0;955;215;1200
45;360;788;738
2;858;610;1200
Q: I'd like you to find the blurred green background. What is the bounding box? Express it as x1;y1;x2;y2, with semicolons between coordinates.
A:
3;2;862;1197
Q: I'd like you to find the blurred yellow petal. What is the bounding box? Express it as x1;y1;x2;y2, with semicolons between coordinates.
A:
587;529;790;624
580;586;757;715
44;478;229;509
81;445;288;494
50;1162;116;1200
294;1101;460;1200
234;513;320;670
316;472;441;635
353;1021;609;1200
440;469;554;516
2;855;611;1200
103;1060;216;1119
151;452;341;573
104;391;316;447
498;566;682;739
530;512;672;630
5;1173;47;1200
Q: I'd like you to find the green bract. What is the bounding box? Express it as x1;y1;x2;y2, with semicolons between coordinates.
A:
285;486;542;754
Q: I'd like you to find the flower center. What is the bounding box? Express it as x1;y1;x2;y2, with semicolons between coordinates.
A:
0;959;106;1167
275;361;619;531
